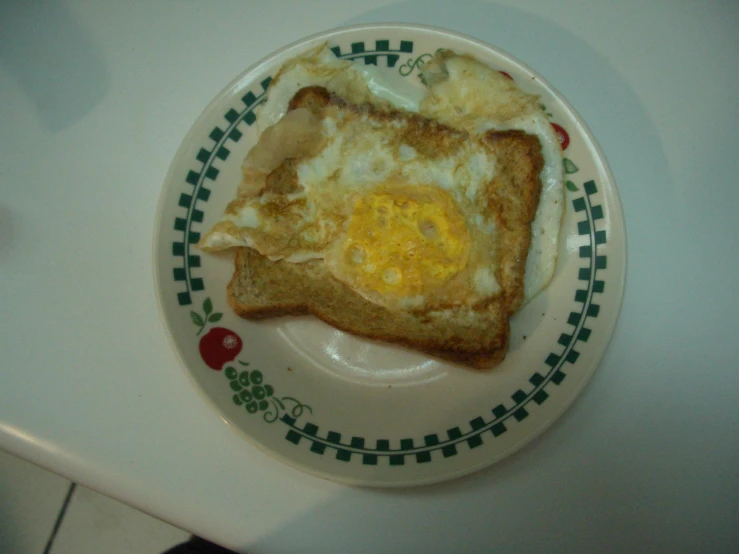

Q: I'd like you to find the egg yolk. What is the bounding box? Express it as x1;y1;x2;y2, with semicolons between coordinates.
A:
338;187;471;298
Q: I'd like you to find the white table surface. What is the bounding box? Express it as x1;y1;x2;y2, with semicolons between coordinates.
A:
2;1;738;552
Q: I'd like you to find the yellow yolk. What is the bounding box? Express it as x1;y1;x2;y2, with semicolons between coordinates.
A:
335;187;471;299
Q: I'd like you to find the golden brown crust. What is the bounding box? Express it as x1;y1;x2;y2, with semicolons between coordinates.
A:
262;158;300;195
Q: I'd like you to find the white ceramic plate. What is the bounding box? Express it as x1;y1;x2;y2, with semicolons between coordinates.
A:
153;23;626;487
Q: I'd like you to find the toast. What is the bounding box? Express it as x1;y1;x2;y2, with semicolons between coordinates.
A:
220;87;544;369
228;246;512;368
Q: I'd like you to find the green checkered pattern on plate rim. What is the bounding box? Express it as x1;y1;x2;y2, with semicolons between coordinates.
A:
169;39;609;466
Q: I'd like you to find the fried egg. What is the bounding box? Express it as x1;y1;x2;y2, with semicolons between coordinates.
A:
199;45;564;308
203;99;501;311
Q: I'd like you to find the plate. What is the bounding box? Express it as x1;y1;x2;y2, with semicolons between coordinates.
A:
153;23;626;487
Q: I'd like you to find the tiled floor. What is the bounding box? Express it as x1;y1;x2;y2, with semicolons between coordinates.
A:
0;449;191;554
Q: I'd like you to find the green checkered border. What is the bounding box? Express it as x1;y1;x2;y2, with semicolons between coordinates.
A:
168;39;608;466
171;40;415;306
330;39;414;66
280;181;607;465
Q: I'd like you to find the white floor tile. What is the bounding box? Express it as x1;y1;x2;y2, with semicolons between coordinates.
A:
48;485;190;554
0;448;72;554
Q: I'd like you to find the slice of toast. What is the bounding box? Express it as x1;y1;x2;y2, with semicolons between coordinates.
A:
228;247;512;368
224;87;544;369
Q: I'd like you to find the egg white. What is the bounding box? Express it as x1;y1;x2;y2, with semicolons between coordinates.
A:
202;44;564;306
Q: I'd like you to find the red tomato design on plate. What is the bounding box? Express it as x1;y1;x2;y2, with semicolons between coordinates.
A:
551;122;570;150
199;327;243;370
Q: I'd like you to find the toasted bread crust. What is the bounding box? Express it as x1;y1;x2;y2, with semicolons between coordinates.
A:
481;130;544;311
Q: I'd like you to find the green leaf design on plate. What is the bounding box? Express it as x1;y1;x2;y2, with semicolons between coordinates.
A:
192;297;219;335
566;180;578;192
564;158;579;174
190;311;204;327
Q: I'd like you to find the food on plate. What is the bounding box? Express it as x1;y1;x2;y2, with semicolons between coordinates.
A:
198;45;565;368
